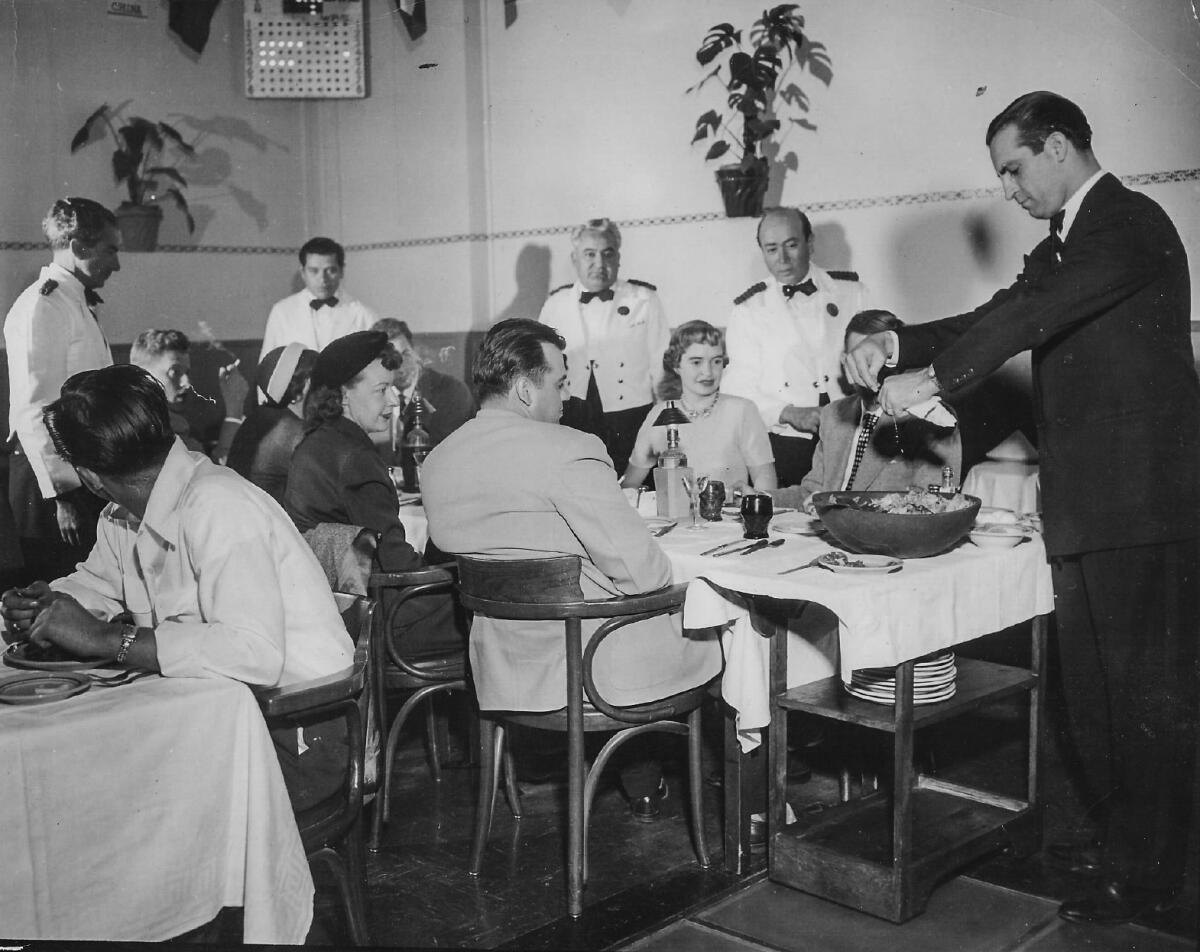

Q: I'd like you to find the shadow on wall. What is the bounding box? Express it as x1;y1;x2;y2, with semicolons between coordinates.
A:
810;221;853;272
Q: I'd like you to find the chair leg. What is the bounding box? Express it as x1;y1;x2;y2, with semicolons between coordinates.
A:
425;702;443;783
567;718;586;917
344;817;371;945
309;845;369;946
469;717;499;876
376;687;436;850
687;706;711;868
502;742;522;818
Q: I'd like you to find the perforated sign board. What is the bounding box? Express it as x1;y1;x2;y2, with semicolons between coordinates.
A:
244;0;366;99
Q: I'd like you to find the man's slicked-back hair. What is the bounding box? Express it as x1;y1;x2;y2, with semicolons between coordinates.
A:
299;236;346;269
570;218;621;251
42;197;117;251
44;365;175;478
985;91;1092;154
473;318;566;404
130;328;190;366
373;317;414;345
845;308;904;346
756;206;812;245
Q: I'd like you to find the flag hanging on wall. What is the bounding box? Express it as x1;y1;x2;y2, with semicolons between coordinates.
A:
395;0;426;40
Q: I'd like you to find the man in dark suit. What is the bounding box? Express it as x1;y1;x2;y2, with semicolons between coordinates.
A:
373;318;476;451
845;91;1199;925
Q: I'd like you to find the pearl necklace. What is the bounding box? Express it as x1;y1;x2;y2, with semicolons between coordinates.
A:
679;393;720;420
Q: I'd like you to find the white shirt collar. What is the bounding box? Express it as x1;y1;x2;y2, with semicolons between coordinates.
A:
1059;169;1106;239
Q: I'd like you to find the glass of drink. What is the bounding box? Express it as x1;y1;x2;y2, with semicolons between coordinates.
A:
680;474;710;530
699;480;726;521
740;492;774;539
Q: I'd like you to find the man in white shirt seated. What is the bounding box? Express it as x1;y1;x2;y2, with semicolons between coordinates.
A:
259;236;379;365
0;364;353;806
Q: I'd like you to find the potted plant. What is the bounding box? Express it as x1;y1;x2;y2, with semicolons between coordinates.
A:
687;4;830;217
69;104;197;251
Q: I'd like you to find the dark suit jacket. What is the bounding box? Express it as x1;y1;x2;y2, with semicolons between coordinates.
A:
798;394;962;498
406;366;476;447
896;173;1198;556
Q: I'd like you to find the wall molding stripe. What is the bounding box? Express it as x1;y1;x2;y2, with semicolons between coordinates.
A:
2;168;1196;256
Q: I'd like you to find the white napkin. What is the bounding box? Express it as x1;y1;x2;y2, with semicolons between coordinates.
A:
906;396;956;428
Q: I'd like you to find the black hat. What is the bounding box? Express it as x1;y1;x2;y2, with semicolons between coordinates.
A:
312;331;389;389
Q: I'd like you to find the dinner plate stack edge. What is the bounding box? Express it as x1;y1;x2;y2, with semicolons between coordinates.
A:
843;650;956;706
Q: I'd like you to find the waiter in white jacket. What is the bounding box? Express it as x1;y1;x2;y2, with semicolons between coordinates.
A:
538;218;669;476
722;207;869;486
4;197;118;580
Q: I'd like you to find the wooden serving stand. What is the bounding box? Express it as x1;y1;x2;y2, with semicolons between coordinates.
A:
765;614;1048;923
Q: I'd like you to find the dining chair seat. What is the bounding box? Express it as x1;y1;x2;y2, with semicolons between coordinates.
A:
456;554;716;918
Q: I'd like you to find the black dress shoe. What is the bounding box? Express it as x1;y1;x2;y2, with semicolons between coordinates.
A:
1058;881;1177;925
1046;838;1103;875
748;814;767;852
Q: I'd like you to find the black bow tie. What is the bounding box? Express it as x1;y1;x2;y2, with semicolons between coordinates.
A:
309;296;339;310
84;288;103;307
1049;211;1065;238
579;288;614;304
782;279;817;299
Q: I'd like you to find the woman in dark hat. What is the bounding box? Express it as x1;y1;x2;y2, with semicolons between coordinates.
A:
285;331;463;655
225;342;316;504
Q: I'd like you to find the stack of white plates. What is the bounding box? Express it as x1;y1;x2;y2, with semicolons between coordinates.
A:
843;650;956;705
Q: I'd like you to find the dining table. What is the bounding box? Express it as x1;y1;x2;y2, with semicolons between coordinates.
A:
0;667;315;943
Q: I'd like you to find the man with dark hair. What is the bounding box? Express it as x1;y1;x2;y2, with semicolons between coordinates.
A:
722;206;870;487
0;364;353;804
537;218;670;475
845;90;1199;924
260;235;379;362
4;197;120;581
422;318;721;820
373;317;476;450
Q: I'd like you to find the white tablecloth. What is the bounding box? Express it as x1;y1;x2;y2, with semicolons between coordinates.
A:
962;460;1040;513
0;674;313;943
398;500;429;553
658;519;1054;749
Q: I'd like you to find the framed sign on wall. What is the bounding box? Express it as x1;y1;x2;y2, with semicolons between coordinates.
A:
244;0;366;99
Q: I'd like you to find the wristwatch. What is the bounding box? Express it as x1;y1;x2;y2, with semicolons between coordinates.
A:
115;623;138;664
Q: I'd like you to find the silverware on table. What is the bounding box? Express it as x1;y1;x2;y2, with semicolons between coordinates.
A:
713;541;756;557
777;554;832;575
739;538;785;556
701;539;750;557
652;522;678;538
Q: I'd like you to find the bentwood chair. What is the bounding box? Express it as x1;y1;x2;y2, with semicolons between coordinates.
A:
456;555;715;918
254;592;375;946
367;564;480;850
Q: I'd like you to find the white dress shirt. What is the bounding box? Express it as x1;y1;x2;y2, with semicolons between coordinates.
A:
260;288;379;362
52;439;353;687
538;278;670;411
4;263;112;497
722;266;869;438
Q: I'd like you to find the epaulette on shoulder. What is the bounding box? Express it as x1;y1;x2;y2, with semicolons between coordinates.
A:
827;270;859;282
549;283;573;296
627;278;657;291
39;279;58;296
733;281;767;305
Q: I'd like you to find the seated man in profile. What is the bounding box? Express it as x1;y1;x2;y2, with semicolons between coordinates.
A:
773;309;961;511
421;318;722;820
0;364;353;806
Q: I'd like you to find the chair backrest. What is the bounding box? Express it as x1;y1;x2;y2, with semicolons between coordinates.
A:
454;555;695;723
368;563;462;681
456;555;584;606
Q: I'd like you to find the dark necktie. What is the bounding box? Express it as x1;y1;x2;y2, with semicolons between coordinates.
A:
845;412;878;490
579;288;614;304
309;296;339;310
782;279;817;299
1049;211;1065;266
84;288;103;307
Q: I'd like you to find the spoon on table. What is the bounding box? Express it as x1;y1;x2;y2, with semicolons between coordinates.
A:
739;538;785;556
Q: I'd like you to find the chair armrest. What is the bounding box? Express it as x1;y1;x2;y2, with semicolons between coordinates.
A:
254;662;365;719
368;562;456;591
458;582;687;622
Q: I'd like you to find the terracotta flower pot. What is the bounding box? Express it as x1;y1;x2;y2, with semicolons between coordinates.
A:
115;203;164;252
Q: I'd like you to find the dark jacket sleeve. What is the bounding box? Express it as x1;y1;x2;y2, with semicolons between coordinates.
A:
339;444;424;571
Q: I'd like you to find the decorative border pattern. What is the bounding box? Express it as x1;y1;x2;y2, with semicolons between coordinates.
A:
2;168;1197;255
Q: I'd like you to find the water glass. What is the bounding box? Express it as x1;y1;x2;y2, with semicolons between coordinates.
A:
740;492;774;539
699;480;726;521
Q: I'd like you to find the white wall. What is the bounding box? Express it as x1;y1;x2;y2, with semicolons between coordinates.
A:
2;0;1198;355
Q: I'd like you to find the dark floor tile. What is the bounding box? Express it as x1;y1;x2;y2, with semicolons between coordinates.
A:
1024;919;1195;951
695;877;1058;952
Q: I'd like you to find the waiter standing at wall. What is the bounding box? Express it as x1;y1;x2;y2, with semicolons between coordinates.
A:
4;197;119;581
538;218;670;476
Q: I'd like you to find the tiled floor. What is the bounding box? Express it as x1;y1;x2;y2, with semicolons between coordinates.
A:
304;627;1198;950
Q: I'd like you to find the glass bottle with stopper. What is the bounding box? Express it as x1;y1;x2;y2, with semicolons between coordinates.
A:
651;402;693;520
400;389;431;492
